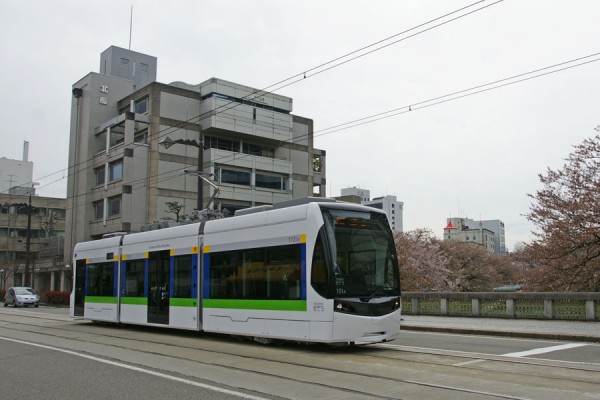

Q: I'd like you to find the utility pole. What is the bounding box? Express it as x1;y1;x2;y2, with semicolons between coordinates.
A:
159;125;205;211
24;192;32;287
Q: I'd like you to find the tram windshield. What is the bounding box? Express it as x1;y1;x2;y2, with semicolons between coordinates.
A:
320;208;400;298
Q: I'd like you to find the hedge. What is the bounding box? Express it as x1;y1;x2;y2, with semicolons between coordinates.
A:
45;291;70;305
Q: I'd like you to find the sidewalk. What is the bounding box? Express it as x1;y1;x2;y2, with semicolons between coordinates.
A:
401;315;600;343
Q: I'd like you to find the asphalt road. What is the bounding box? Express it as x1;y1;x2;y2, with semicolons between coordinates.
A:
394;330;600;364
1;306;599;399
1;340;269;400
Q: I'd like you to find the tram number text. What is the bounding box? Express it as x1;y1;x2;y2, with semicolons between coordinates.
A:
335;277;347;295
313;302;325;312
288;235;301;243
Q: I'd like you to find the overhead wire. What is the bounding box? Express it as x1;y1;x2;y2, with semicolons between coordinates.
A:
43;49;600;215
8;0;503;196
23;49;600;214
148;0;505;144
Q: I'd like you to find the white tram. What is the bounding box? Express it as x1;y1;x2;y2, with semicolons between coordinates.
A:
71;198;401;344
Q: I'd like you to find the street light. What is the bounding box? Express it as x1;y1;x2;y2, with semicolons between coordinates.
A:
159;130;204;211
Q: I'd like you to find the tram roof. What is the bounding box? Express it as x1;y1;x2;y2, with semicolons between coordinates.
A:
122;221;202;245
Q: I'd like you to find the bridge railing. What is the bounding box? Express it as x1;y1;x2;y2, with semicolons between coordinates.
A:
401;292;600;321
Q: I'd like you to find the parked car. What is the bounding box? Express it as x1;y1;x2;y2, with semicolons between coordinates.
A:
3;287;40;308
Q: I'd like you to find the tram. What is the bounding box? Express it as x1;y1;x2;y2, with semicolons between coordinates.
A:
71;198;401;344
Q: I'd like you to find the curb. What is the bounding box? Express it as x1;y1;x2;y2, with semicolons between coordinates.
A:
401;325;600;343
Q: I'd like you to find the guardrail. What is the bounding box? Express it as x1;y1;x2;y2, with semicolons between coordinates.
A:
402;292;600;321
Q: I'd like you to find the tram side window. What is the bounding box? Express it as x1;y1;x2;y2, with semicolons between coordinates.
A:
210;252;237;299
209;244;302;300
87;262;114;296
266;245;301;300
173;255;192;298
125;259;145;297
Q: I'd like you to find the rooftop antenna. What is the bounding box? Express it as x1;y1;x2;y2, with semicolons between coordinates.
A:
129;4;133;50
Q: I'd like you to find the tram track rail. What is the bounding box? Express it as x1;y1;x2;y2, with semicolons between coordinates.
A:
1;310;599;400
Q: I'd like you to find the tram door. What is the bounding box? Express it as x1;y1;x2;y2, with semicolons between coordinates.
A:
73;259;86;317
148;250;170;324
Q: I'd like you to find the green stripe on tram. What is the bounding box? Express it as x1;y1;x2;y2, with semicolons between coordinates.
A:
121;297;148;305
203;299;307;312
85;296;117;304
170;298;197;307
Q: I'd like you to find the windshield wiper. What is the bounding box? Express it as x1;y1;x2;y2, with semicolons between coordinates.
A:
361;287;387;302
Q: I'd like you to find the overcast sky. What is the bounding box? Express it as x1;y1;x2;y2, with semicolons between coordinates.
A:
1;0;599;250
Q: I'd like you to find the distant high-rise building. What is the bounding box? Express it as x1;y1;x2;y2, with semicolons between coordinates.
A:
0;141;34;195
341;187;370;202
338;187;403;232
364;195;403;232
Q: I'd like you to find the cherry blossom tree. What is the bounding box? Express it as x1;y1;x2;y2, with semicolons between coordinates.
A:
439;240;508;292
524;133;600;291
394;228;449;291
395;229;520;292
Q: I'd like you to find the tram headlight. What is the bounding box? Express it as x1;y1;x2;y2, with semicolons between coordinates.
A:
334;300;355;314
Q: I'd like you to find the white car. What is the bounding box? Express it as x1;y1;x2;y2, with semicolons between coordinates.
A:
3;287;40;308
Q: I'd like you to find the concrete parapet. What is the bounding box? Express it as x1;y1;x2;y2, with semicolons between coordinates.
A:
403;292;600;321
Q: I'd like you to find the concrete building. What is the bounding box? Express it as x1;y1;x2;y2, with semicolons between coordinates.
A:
65;46;326;260
341;187;370;202
443;217;500;254
0;192;67;291
338;187;404;232
0;142;34;195
364;195;403;232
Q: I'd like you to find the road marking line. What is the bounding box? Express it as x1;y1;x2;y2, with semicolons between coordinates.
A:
0;336;270;400
454;359;486;367
502;343;587;358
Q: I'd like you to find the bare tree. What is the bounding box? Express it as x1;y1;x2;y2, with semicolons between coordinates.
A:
524;133;600;291
163;201;188;222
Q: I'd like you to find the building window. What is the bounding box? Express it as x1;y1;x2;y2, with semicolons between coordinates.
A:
255;173;286;190
205;136;240;152
120;58;129;66
134;128;148;144
217;167;250;186
242;142;274;158
313;184;321;196
109;161;123;182
134;98;148;114
108;196;121;217
93;201;104;219
313;155;322;172
95;167;105;186
140;63;149;72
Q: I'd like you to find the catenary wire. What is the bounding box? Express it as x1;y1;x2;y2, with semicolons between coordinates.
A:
8;0;502;195
31;50;600;215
